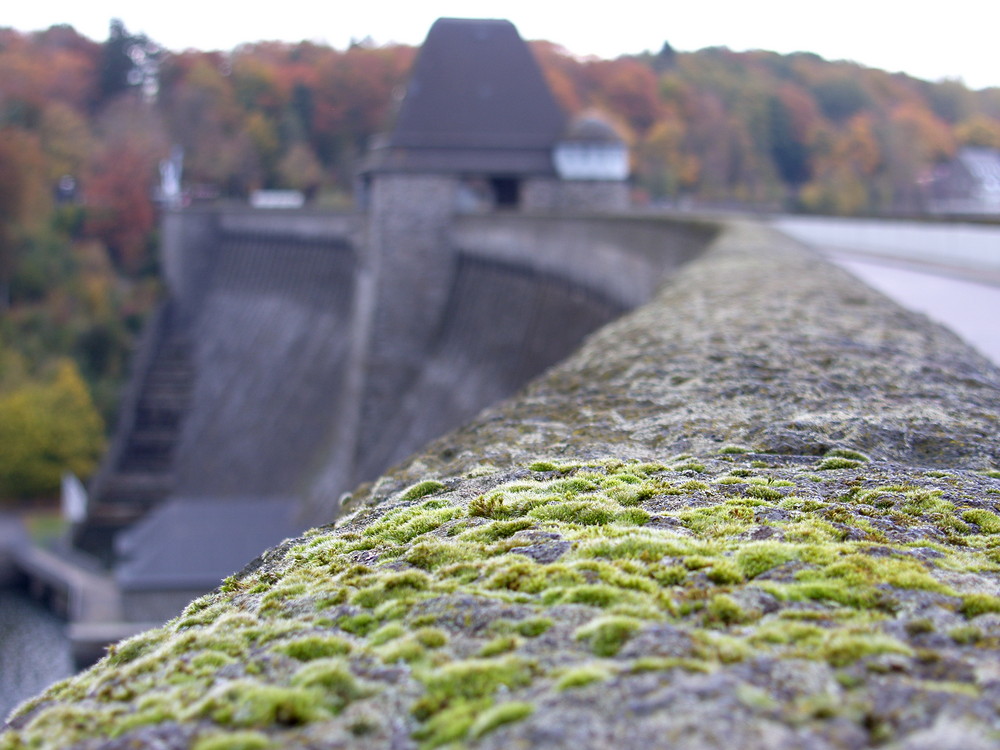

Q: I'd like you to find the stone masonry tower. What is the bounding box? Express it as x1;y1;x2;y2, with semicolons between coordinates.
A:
354;18;589;481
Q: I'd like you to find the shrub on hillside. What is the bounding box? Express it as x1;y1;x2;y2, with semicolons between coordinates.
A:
0;358;104;500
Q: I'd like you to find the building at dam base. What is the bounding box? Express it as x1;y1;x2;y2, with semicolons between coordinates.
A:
70;18;650;622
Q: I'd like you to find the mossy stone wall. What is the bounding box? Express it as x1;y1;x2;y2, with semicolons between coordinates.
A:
4;220;1000;749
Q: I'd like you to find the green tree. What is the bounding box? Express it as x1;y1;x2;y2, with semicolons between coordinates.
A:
767;95;811;186
96;19;159;107
0;127;48;309
0;359;105;499
813;76;871;123
278;142;324;195
39;102;93;183
97;19;134;105
956;115;1000;149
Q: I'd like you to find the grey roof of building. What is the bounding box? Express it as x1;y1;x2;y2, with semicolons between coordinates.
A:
368;18;566;175
563;112;626;144
115;496;303;589
958;147;1000;192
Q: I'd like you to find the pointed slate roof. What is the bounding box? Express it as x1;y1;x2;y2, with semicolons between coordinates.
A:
366;18;567;175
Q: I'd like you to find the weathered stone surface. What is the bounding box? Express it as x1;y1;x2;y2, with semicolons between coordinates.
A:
351;221;998;505
4;220;1000;749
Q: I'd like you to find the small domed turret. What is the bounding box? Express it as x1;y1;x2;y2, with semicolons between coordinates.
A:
563;113;626;144
554;111;629;181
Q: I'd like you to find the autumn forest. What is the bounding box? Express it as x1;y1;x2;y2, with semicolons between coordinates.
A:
1;20;999;500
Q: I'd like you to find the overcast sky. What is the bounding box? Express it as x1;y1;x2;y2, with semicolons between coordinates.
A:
6;0;1000;90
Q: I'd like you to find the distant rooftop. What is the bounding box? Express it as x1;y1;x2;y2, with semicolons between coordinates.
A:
958;147;1000;195
563;112;626;144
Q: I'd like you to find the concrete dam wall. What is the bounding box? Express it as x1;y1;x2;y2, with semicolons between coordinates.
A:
9;219;1000;749
80;209;714;559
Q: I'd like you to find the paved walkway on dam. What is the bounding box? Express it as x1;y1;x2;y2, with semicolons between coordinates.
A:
773;216;1000;367
830;256;1000;366
772;216;1000;283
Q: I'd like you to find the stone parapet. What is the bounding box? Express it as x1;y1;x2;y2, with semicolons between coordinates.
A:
9;219;1000;749
359;220;999;499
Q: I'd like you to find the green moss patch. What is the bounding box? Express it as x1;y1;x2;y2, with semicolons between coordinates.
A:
6;456;1000;749
468;701;534;738
192;732;275;750
556;665;613;690
271;635;351;661
575;616;643;657
401;480;447;501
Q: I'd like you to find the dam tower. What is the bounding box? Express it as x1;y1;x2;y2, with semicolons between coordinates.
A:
71;18;640;620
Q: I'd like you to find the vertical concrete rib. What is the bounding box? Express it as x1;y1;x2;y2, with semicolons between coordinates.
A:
302;224;378;522
352;175;458;480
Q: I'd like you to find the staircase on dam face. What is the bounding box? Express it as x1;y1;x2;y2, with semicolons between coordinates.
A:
93;330;193;523
118;336;191;477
